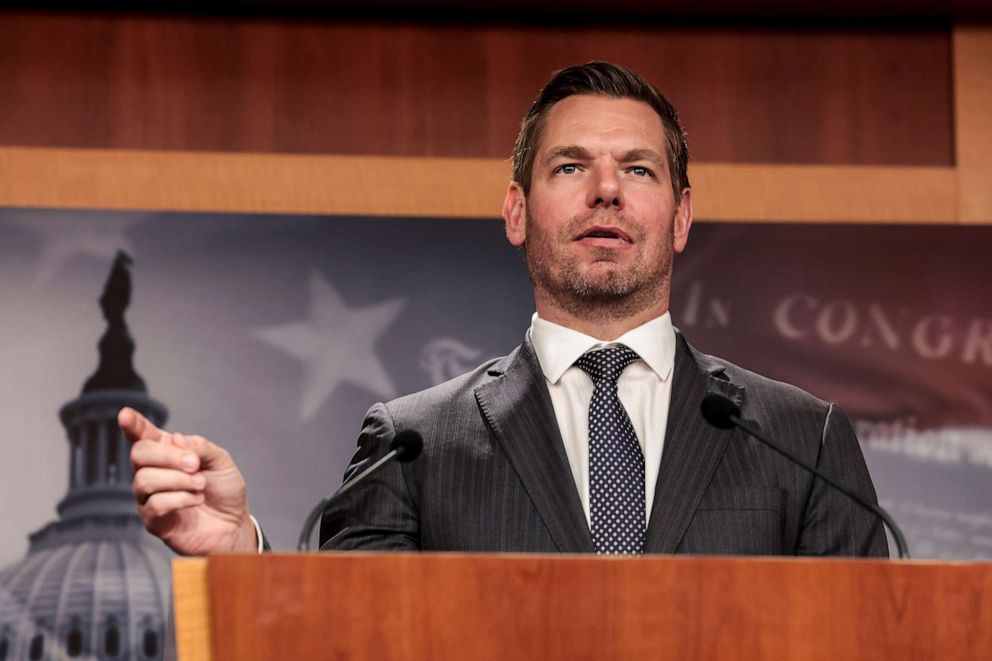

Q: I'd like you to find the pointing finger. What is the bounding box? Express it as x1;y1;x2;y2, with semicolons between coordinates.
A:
118;407;168;444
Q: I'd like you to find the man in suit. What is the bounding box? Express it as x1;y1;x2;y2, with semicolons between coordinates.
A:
121;62;888;557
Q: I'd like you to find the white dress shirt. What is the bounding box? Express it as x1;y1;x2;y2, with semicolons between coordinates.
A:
529;312;676;523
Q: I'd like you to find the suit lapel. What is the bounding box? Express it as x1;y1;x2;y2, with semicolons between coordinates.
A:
644;332;745;554
474;339;594;553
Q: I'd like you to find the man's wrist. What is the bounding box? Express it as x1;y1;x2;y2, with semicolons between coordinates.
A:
249;514;264;554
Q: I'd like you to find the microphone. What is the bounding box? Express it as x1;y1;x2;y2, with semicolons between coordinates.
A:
700;393;910;559
297;429;423;551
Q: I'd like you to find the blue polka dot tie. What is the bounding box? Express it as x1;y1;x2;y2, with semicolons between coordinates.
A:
575;346;645;555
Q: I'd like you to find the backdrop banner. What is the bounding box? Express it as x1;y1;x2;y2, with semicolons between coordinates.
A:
1;208;989;565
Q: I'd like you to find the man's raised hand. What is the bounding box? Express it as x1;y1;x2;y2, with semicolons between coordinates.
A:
120;407;259;555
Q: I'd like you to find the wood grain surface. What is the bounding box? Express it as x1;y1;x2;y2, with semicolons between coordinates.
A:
955;26;992;222
0;147;958;222
198;553;992;661
173;558;213;661
0;11;953;166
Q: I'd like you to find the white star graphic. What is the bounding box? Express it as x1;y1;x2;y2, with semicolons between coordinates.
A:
253;271;406;421
1;211;139;289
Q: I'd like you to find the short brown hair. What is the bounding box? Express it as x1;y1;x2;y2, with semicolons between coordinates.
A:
511;61;690;202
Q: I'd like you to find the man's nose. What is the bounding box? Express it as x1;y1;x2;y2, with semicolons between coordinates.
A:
586;168;623;209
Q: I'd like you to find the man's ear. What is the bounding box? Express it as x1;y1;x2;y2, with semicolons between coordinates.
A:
503;182;527;247
673;188;693;254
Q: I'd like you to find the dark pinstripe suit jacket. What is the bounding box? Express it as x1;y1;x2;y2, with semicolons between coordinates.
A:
320;331;888;556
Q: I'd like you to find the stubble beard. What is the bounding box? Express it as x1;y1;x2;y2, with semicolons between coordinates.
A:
524;207;675;324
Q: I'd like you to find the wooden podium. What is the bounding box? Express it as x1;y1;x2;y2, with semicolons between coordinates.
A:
173;553;991;660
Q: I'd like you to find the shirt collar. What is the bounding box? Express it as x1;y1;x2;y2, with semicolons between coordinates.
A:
529;312;676;384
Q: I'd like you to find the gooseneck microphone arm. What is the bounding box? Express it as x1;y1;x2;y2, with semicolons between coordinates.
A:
700;394;910;560
297;430;423;551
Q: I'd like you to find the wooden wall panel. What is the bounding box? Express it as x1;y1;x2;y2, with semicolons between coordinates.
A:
0;11;953;166
955;25;992;222
0;147;956;223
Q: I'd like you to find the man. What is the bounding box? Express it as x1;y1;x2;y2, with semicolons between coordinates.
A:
122;62;888;557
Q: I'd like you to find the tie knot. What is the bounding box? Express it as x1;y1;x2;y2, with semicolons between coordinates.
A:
575;345;640;386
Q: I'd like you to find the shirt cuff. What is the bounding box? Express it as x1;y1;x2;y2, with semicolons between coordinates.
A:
250;514;264;554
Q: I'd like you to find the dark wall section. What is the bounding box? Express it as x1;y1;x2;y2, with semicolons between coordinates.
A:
0;11;953;166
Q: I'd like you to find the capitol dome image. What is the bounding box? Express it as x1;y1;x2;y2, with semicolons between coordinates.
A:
0;253;173;660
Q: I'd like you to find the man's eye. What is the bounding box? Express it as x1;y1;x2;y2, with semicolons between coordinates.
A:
631;166;653;177
555;164;579;175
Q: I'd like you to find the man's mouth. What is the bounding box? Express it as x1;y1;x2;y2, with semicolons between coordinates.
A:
574;225;633;244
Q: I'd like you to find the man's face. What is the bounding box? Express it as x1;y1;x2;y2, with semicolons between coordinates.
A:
503;95;692;320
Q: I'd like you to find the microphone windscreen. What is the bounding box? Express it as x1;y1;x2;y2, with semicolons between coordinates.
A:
390;430;424;463
700;393;741;429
